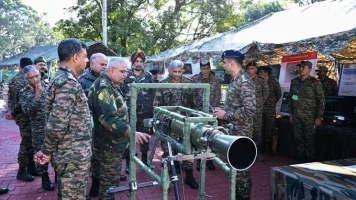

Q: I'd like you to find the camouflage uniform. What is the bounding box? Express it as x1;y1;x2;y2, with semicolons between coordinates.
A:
122;69;154;156
19;83;48;175
288;76;325;161
262;78;281;143
251;75;269;155
223;70;256;199
319;76;337;96
88;73;130;200
7;71;33;169
41;66;92;199
154;76;197;171
191;72;221;108
79;68;100;180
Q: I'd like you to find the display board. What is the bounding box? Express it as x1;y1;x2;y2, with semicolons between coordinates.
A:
338;64;356;96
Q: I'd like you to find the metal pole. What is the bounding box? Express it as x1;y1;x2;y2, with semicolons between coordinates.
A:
129;84;137;200
102;0;107;46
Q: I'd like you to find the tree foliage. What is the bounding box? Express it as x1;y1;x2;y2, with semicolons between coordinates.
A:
0;0;57;59
242;1;284;24
293;0;325;6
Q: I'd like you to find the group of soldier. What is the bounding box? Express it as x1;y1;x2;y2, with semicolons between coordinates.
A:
2;36;338;200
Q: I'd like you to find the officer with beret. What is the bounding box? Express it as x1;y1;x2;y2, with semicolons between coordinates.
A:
288;60;325;163
34;56;49;83
316;66;338;96
215;50;256;199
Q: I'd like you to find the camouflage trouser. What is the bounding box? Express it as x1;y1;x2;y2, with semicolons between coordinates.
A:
252;111;262;155
161;138;193;171
262;109;276;143
31;129;48;175
236;169;252;199
293;117;316;160
14;116;33;169
137;117;149;154
56;159;90;200
92;131;101;179
98;148;122;200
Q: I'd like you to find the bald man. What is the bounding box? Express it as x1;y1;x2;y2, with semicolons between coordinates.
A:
79;53;108;96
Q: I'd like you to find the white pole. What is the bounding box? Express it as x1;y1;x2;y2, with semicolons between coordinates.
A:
102;0;107;46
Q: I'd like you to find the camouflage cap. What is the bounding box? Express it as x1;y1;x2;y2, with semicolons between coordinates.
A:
300;60;312;68
316;66;328;72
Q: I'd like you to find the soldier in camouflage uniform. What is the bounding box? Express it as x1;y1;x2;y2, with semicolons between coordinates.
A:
246;62;269;162
316;66;338;96
154;60;199;189
288;61;325;163
34;39;92;200
215;50;256;200
88;58;151;200
260;66;282;156
192;61;221;171
19;65;55;191
6;57;37;182
34;56;49;84
122;49;154;174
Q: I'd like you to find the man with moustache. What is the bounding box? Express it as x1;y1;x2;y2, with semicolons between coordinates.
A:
34;56;49;83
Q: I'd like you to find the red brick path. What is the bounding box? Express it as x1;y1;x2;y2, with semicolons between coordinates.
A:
0;101;294;200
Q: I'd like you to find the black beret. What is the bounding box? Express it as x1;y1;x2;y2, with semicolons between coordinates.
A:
259;66;272;72
20;57;33;68
221;50;245;64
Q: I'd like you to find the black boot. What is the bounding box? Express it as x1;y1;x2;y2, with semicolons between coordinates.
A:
0;188;9;194
184;170;198;189
120;175;127;181
41;172;55;191
27;161;40;176
17;168;35;182
196;159;201;171
206;160;216;171
54;170;57;184
89;177;100;197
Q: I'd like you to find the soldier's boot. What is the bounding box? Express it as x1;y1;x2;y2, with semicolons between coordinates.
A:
206;160;216;171
0;188;9;195
184;169;198;189
17;168;35;182
41;172;55;191
196;159;201;171
120;175;127;181
89;177;100;197
27;161;40;176
141;153;148;166
174;161;181;174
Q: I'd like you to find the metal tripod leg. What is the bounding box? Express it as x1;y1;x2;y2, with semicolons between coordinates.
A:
167;141;180;200
147;134;160;169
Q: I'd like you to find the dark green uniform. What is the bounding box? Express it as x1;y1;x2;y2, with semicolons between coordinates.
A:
88;74;130;200
122;69;154;156
288;76;325;161
320;76;338;96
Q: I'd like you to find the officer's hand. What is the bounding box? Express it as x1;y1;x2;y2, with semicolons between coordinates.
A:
35;82;43;100
5;112;13;120
314;118;322;127
135;132;151;145
34;151;51;165
215;108;225;120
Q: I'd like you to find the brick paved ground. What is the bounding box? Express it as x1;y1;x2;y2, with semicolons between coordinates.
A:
0;100;294;200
